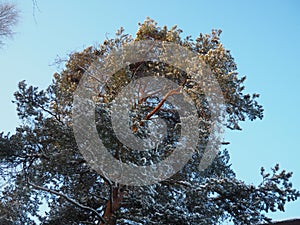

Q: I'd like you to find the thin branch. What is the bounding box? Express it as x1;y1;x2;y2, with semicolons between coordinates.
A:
27;180;106;224
31;0;40;24
37;102;65;126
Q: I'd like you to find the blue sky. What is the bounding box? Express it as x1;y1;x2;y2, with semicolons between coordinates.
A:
0;0;299;222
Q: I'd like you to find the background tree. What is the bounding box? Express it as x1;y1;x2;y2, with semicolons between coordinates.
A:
0;3;18;46
0;18;299;225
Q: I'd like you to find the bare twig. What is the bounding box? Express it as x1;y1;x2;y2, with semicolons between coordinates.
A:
27;180;106;224
0;3;18;45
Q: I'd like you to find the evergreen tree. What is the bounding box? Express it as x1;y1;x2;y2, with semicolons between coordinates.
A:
0;18;299;225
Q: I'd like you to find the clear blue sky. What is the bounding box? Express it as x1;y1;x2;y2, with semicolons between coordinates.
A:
0;0;299;222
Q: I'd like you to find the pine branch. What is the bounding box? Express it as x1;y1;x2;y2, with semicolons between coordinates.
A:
27;180;106;224
144;86;181;121
143;78;186;121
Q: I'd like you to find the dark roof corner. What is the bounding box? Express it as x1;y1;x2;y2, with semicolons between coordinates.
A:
264;219;300;225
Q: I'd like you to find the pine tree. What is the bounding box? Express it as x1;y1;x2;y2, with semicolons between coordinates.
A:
0;18;299;225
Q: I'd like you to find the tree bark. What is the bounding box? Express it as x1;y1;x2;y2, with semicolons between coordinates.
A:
100;185;125;225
